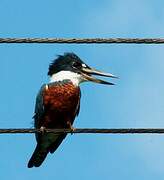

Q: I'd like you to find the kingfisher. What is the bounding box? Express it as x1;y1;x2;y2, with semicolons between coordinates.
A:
28;52;117;168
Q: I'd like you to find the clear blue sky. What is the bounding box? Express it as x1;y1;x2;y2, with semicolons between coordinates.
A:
0;0;164;179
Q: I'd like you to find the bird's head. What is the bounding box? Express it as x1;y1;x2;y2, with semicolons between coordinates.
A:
48;53;118;86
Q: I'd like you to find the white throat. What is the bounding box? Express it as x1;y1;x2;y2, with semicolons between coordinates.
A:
50;71;86;86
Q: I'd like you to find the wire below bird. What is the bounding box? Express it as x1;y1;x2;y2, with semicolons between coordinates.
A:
0;128;164;134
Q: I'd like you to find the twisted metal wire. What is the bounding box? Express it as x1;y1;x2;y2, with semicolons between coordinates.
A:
1;38;164;134
0;128;164;134
0;38;164;44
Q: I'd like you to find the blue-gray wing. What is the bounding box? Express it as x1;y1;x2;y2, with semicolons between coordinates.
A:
33;84;46;129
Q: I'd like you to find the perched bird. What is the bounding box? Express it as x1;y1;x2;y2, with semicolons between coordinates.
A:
28;52;117;168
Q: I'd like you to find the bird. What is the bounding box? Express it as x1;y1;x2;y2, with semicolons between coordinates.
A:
28;52;117;168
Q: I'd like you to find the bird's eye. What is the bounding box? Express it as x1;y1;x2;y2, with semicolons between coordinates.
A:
72;62;82;69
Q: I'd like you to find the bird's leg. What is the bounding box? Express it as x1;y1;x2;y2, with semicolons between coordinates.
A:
40;126;46;134
66;121;75;134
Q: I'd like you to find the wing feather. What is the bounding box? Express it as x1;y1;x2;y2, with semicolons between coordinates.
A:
28;82;81;167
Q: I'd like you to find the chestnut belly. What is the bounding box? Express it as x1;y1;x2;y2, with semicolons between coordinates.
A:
41;82;80;128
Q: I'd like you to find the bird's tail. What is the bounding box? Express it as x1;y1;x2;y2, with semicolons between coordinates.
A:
28;144;48;168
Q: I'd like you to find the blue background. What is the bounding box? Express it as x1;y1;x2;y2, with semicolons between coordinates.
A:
0;0;164;179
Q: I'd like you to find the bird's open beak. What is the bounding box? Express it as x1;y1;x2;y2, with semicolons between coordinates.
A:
81;67;118;85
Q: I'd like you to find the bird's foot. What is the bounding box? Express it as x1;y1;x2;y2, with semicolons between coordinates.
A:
67;122;76;135
40;126;46;134
70;126;76;134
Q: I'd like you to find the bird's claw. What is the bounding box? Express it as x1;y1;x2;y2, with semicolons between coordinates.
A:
70;126;76;135
40;126;46;134
67;121;75;135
